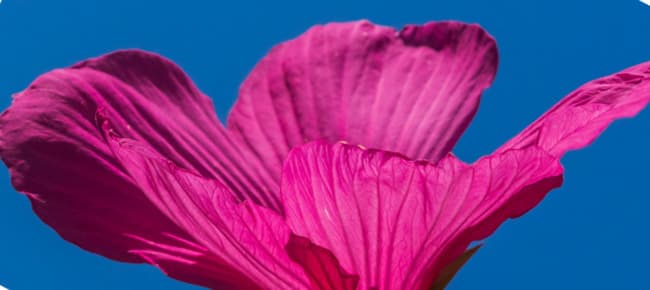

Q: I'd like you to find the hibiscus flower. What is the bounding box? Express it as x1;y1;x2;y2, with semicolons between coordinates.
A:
1;21;648;289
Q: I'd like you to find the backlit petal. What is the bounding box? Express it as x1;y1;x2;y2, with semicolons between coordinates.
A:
228;20;498;177
281;142;562;289
125;233;260;289
498;62;650;156
108;134;311;289
0;50;279;286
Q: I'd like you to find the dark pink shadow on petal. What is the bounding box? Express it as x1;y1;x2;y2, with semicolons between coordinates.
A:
286;234;359;290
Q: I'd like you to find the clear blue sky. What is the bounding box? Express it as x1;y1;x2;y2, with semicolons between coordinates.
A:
1;1;649;289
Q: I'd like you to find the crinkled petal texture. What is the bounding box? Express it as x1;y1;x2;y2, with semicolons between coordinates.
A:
107;135;312;289
0;50;280;288
2;18;650;290
281;142;563;290
0;20;501;287
500;62;650;156
228;20;498;173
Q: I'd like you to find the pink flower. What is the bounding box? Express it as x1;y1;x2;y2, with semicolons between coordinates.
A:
1;20;648;289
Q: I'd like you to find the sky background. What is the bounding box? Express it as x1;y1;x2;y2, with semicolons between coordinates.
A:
0;0;649;289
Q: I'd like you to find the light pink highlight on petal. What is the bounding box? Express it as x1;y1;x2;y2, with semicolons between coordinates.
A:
228;20;498;176
281;141;562;289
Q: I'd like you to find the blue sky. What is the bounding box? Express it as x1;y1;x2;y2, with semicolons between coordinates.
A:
1;1;649;289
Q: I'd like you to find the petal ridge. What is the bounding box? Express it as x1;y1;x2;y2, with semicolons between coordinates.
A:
105;128;311;289
498;61;650;156
0;49;283;287
281;141;562;289
228;20;498;173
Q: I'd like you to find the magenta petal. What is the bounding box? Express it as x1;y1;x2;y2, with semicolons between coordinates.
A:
228;20;498;172
281;141;563;289
3;48;280;206
498;62;650;156
108;135;310;289
0;50;279;286
286;234;359;290
126;233;260;289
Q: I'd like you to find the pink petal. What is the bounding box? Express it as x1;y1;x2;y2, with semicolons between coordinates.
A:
107;134;311;289
498;62;650;156
0;50;278;286
228;20;498;176
125;233;260;289
286;234;359;290
430;245;481;290
281;141;563;289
